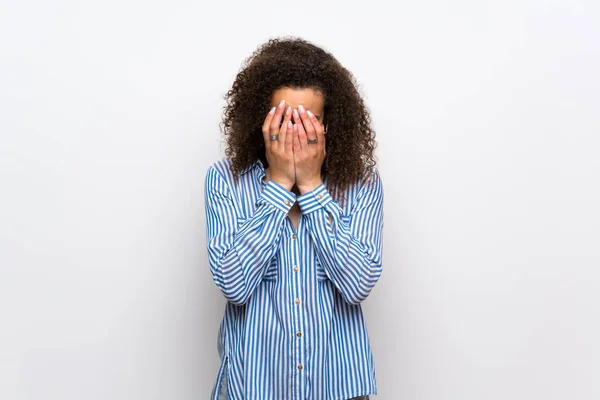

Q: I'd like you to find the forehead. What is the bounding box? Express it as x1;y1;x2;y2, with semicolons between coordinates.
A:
270;87;325;113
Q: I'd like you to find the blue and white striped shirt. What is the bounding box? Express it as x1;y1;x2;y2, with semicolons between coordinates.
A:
204;157;384;400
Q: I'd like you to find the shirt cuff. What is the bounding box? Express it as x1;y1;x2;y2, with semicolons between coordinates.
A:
257;180;297;213
296;183;332;214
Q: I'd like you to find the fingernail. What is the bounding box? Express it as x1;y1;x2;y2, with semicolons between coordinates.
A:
307;110;313;117
293;109;299;118
269;107;276;114
279;100;285;108
286;106;292;114
288;121;292;127
298;105;305;113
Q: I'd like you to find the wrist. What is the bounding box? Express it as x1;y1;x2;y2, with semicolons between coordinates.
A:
297;178;323;194
270;175;294;191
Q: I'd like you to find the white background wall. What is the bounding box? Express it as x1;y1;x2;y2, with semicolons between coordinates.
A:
1;1;599;399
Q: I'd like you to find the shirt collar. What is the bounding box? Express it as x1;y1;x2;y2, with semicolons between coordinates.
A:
240;158;265;177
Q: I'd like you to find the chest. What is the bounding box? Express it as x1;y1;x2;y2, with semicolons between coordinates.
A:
288;204;300;229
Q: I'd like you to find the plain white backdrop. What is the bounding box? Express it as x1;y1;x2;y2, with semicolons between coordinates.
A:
1;1;599;399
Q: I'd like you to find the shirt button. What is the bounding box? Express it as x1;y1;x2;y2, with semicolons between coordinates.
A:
291;233;297;239
295;298;301;305
293;266;299;272
318;194;323;199
285;200;291;206
297;364;303;370
296;331;302;337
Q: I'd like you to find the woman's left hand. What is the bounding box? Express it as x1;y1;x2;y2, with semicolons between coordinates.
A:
292;105;326;194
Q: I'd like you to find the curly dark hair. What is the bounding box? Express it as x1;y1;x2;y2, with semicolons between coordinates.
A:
220;36;377;205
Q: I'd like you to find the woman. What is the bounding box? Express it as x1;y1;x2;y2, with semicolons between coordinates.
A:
204;37;384;400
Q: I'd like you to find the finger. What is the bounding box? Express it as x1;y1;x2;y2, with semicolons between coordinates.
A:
293;108;307;153
298;105;317;144
279;105;292;144
285;120;294;152
281;106;293;131
269;100;287;147
292;122;301;156
262;106;277;145
306;109;325;151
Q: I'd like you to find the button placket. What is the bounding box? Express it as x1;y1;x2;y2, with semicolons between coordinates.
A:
289;218;305;392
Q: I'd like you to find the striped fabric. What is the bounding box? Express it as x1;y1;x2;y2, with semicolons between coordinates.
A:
204;157;384;400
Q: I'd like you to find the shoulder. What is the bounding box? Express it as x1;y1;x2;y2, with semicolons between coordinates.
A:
204;158;238;192
205;157;235;181
349;165;383;207
356;165;383;194
328;165;382;210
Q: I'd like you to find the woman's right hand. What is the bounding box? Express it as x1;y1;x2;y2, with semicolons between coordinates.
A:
262;100;295;191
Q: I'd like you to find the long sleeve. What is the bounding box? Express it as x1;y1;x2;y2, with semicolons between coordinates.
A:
296;170;384;305
204;166;296;305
